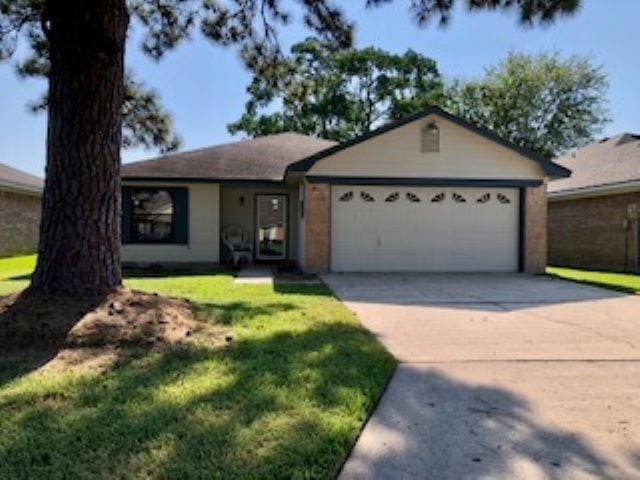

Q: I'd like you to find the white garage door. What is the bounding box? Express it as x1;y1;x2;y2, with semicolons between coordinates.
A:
331;186;520;272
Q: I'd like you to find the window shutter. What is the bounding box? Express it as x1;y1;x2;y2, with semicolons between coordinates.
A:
172;188;189;244
121;187;132;244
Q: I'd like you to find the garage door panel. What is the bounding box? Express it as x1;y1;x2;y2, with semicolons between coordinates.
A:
331;186;519;272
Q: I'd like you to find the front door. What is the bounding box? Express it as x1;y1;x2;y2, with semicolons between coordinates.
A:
255;194;287;260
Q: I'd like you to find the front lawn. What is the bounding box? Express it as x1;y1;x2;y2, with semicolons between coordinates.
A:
0;254;36;296
0;256;394;479
547;266;640;294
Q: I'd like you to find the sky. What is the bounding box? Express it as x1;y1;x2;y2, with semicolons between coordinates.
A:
1;1;638;177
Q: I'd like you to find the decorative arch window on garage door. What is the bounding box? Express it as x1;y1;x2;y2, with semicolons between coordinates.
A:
406;192;421;203
497;193;511;204
360;191;375;202
476;193;491;204
430;192;445;203
338;191;353;202
385;192;399;202
452;193;467;203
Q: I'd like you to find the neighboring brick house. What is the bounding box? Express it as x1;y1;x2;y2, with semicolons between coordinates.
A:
549;134;640;272
121;107;570;273
0;162;43;257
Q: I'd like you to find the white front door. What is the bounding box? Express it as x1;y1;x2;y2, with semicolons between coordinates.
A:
331;186;519;272
255;194;287;260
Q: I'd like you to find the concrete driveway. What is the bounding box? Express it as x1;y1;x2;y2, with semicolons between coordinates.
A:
323;273;640;479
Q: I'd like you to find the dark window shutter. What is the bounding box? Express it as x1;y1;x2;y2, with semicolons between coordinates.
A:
172;188;189;244
121;187;132;244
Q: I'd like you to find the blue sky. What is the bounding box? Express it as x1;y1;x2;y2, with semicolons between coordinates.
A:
1;1;638;177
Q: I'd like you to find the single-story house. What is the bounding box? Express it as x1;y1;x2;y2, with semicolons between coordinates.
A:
549;133;640;272
121;107;570;273
0;162;43;257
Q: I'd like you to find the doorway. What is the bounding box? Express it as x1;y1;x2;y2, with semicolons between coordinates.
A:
255;194;287;260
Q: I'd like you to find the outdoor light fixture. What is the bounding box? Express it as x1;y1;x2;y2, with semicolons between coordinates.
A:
239;196;245;206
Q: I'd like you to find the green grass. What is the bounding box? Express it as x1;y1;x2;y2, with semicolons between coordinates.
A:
0;254;36;295
0;256;395;479
547;266;640;294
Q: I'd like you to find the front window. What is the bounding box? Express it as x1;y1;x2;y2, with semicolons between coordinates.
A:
131;189;174;242
122;186;188;245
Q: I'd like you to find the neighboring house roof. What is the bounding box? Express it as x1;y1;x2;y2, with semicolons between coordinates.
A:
122;133;336;182
549;133;640;197
287;106;571;179
0;162;44;195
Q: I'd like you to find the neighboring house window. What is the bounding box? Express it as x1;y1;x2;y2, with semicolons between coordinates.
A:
121;187;189;244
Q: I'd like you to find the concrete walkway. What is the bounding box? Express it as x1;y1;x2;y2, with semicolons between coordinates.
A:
233;266;274;285
323;273;640;479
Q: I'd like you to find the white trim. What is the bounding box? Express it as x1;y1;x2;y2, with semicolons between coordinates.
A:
549;180;640;201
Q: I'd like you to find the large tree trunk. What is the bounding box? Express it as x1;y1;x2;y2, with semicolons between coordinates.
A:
30;0;129;296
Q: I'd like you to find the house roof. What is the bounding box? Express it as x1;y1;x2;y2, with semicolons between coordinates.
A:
549;133;640;196
0;162;44;195
122;133;336;182
287;106;571;179
122;107;571;183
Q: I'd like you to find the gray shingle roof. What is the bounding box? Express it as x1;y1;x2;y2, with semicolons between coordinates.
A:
122;133;336;182
0;162;44;194
549;134;640;194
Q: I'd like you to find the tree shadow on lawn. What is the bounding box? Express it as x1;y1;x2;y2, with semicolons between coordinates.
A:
193;301;300;325
0;321;394;479
0;291;106;385
273;282;334;296
3;273;32;281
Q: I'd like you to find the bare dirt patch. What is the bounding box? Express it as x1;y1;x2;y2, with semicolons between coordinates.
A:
0;289;226;354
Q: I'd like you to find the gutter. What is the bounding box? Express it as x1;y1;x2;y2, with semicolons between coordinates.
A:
548;179;640;201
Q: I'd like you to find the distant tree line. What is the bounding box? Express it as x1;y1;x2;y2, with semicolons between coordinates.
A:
229;39;609;158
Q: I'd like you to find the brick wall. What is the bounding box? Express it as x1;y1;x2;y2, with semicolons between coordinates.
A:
549;192;640;272
524;183;548;274
0;189;41;257
302;181;330;273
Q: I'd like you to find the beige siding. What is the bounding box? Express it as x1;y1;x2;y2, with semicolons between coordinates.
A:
308;115;545;180
220;185;299;261
122;182;220;264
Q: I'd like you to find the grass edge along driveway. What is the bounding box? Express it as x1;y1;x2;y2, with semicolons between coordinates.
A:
547;266;640;294
0;255;395;479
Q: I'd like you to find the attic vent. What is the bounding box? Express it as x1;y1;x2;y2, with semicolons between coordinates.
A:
421;122;440;153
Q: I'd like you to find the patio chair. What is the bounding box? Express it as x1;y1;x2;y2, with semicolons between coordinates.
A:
221;225;253;266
